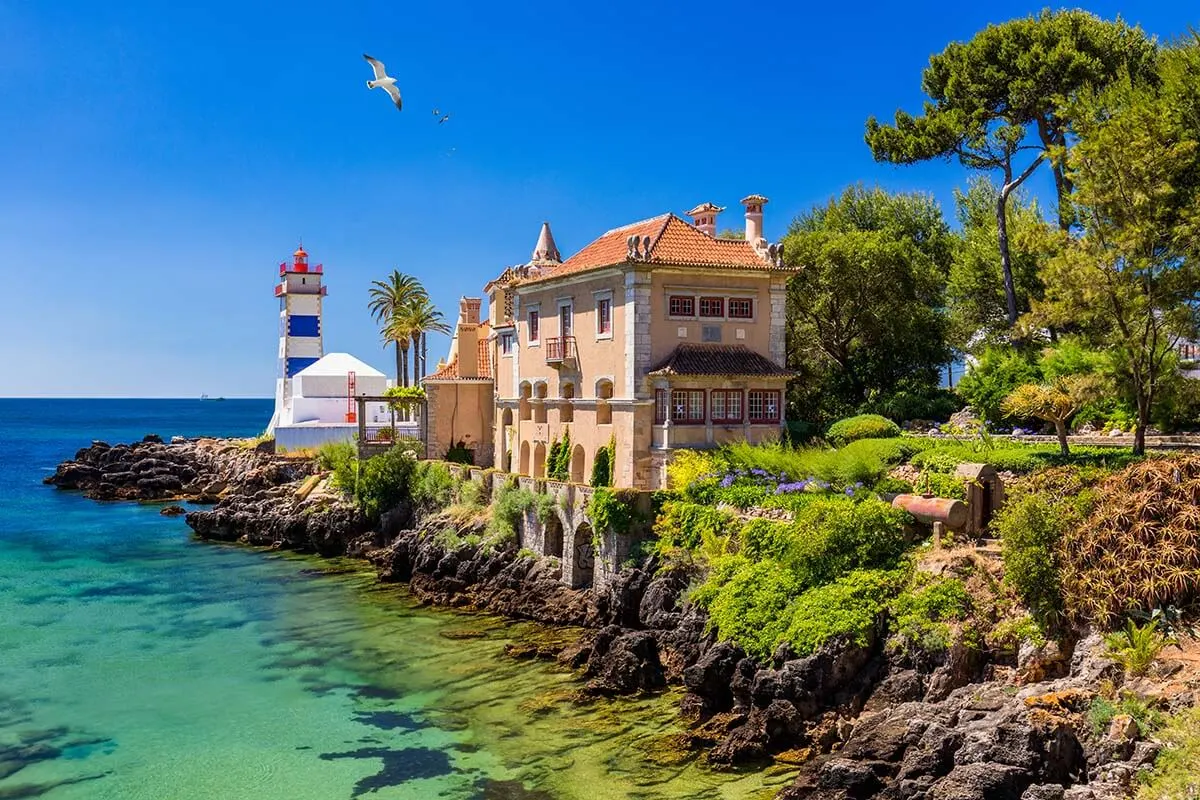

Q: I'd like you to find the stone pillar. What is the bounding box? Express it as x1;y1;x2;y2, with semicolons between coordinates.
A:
769;278;788;368
624;269;653;400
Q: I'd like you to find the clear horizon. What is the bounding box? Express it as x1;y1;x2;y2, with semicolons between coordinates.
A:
3;0;1195;397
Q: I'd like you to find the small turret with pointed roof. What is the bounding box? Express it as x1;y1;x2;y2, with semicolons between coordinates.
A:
530;222;561;264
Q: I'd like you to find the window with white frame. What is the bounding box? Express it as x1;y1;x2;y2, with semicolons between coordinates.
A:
654;389;668;423
668;295;695;317
728;297;753;319
500;332;515;355
699;297;725;318
748;390;781;423
671;389;705;424
711;390;743;423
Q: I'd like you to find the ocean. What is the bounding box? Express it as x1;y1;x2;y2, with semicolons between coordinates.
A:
0;399;793;799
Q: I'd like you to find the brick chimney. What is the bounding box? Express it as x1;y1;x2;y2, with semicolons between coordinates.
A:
686;202;724;237
741;194;768;246
457;297;482;378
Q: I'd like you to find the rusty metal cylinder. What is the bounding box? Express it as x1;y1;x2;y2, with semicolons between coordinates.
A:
891;494;969;530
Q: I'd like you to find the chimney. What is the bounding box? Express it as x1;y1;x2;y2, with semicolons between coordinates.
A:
686;202;724;237
741;194;769;246
459;297;482;326
456;297;482;378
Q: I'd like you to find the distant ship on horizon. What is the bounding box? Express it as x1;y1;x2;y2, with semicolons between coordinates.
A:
199;394;226;402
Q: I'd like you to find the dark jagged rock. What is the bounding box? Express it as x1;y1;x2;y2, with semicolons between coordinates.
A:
45;437;314;502
582;626;665;695
49;437;1170;800
369;528;591;626
159;505;186;516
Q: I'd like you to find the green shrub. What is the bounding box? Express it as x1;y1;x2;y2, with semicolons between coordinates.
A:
911;471;966;500
444;441;474;465
490;483;536;544
1136;703;1200;798
590;439;613;487
892;576;972;654
409;461;455;514
545;427;572;481
995;493;1068;624
355;446;417;521
869;384;961;424
654;501;737;555
1089;692;1165;738
956;347;1042;426
318;441;358;494
780;570;905;656
826;414;902;447
1105;617;1174;677
588;487;639;535
739;497;909;588
703;557;804;660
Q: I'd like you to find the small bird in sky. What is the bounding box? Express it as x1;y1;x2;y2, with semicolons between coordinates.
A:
432;108;451;124
363;54;402;111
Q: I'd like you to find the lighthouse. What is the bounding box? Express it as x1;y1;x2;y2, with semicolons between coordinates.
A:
267;245;326;433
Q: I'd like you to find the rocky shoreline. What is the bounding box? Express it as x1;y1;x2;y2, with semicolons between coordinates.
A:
47;438;1175;800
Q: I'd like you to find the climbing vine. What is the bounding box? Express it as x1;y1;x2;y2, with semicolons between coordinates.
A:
546;426;572;481
586;487;639;535
590;435;615;487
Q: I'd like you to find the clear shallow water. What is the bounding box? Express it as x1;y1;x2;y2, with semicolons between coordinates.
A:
0;399;794;799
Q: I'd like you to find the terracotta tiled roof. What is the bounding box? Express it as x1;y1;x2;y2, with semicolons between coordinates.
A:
519;213;793;285
425;322;493;382
647;344;794;378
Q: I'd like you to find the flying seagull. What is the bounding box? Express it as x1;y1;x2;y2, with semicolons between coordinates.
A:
432;108;451;124
363;54;401;111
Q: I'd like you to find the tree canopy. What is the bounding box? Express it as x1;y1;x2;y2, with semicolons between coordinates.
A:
866;10;1156;326
783;186;954;425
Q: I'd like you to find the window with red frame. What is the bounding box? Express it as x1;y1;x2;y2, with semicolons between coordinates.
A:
597;297;612;335
710;390;743;423
654;389;668;423
728;298;753;319
671;389;705;424
748;390;781;423
668;295;694;317
528;310;540;342
699;297;725;317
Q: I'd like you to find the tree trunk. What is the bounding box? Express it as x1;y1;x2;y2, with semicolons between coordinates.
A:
422;333;429;383
995;192;1019;326
1053;419;1070;457
412;331;422;386
1134;393;1150;456
394;343;404;387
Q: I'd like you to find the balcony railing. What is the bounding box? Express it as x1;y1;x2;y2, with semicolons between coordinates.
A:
545;336;577;364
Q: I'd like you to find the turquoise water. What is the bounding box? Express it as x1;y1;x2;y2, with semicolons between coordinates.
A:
0;399;794;799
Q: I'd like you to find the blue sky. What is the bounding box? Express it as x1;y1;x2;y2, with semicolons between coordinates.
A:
1;1;1194;397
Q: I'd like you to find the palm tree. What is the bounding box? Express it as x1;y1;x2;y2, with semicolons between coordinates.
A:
405;297;451;384
368;272;426;386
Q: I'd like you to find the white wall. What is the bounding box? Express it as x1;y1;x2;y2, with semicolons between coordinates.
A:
298;373;387;398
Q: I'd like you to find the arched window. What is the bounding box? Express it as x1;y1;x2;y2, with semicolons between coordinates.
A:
595;379;613;425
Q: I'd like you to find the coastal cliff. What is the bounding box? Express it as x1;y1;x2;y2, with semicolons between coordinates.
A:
48;438;1178;800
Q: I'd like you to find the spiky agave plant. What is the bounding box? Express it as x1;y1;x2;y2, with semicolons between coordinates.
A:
1060;456;1200;625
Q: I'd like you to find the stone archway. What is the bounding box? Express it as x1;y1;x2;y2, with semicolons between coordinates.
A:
519;440;531;476
543;513;564;560
570;444;586;484
533;442;547;478
570;522;595;589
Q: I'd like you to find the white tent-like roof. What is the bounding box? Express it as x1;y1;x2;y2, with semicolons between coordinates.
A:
294;353;386;378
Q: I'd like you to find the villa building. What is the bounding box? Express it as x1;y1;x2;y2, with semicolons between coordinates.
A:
424;195;797;489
